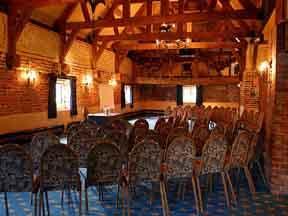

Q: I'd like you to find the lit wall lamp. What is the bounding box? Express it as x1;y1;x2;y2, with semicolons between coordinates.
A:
21;62;38;85
108;77;117;87
108;74;117;87
83;74;93;87
258;60;272;75
258;60;272;84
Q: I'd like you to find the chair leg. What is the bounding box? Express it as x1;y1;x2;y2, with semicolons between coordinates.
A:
121;184;131;216
61;190;64;207
225;171;237;204
116;184;120;208
160;181;168;216
255;160;268;186
39;191;45;216
79;187;82;216
45;192;50;216
85;184;88;211
196;177;204;213
4;192;9;216
30;191;33;206
34;192;38;216
221;172;230;208
191;176;200;215
244;166;256;195
181;182;186;201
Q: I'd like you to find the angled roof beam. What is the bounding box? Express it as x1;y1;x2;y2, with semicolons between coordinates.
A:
54;2;78;30
95;31;249;41
65;9;262;30
238;0;257;11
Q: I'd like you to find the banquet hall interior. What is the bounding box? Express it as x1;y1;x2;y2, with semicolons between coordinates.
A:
0;0;287;215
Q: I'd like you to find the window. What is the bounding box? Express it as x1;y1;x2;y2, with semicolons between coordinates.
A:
124;85;132;105
183;85;197;103
56;79;71;111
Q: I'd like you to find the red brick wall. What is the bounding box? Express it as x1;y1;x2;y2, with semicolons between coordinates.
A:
270;48;288;194
0;51;100;132
135;84;239;105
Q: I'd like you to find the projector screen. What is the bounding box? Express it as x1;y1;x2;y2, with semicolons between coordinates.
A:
99;84;115;110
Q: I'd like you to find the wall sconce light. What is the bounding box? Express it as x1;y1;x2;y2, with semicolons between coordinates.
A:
108;78;117;87
258;60;272;75
20;62;37;85
83;74;93;87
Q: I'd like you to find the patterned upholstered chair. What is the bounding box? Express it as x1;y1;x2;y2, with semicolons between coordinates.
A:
79;119;99;137
39;144;81;216
68;130;97;168
129;119;149;152
154;118;167;132
30;132;60;176
165;127;188;152
134;118;149;129
104;119;133;139
226;130;256;194
191;124;211;156
192;135;236;214
210;124;225;138
85;140;122;210
0;144;38;216
103;130;129;159
128;139;168;216
164;136;197;204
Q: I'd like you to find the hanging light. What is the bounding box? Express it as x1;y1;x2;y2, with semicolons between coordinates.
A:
88;0;105;14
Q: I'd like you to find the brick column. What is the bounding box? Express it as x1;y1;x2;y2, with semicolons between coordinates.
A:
270;22;288;194
240;39;259;112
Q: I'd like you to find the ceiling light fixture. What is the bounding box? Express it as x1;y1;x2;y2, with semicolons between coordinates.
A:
156;23;192;49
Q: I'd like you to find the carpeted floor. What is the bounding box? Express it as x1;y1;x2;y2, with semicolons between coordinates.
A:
0;169;288;216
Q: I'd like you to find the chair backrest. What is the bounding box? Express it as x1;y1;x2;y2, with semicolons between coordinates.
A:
105;119;132;136
0;144;33;192
129;139;161;183
210;124;225;138
79;119;99;137
87;141;122;185
165;136;196;179
229;130;253;167
68;130;97;167
103;130;128;157
134;118;149;130
154;118;167;131
30;132;60;174
191;125;211;155
129;121;149;151
166;127;188;149
40;145;80;191
200;135;228;175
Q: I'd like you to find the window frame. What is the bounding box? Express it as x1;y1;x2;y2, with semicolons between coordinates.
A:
56;78;71;112
124;85;132;105
182;85;197;104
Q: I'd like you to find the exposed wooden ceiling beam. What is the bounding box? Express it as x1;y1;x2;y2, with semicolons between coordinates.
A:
8;0;80;8
238;0;257;11
6;5;33;69
80;1;91;22
65;9;262;30
134;76;240;85
219;0;250;31
54;2;78;30
113;42;243;51
146;0;152;32
96;31;249;41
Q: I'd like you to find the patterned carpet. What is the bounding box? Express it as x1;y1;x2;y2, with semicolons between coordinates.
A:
0;169;288;216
